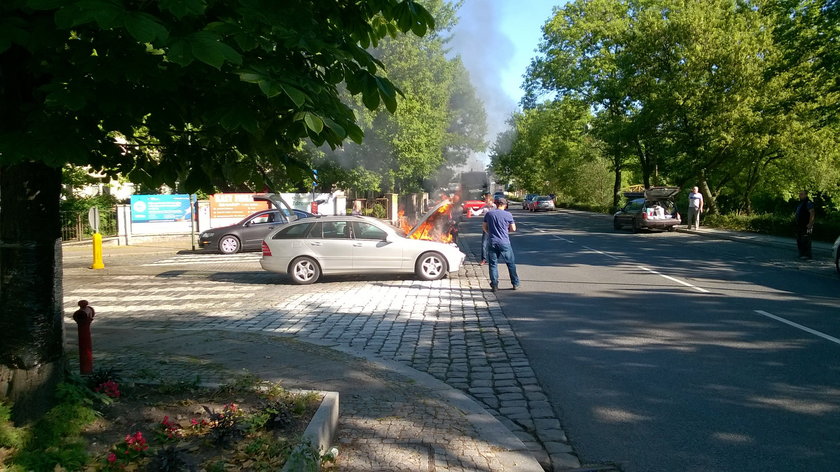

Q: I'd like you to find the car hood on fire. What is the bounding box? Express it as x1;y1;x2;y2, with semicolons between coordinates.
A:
407;200;451;239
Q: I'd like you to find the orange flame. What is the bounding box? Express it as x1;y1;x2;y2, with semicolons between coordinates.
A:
405;203;454;244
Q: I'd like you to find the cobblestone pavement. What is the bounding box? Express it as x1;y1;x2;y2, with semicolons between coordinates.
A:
63;239;580;470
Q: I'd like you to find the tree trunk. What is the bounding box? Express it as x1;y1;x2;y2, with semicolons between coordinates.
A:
698;169;717;215
612;157;622;211
0;162;64;425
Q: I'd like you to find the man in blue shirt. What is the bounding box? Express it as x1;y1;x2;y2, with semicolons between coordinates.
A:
482;198;520;292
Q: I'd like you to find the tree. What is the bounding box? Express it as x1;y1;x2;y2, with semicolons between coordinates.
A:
318;0;488;194
0;0;434;422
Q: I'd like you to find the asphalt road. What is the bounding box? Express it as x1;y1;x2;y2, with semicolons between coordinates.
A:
461;207;840;472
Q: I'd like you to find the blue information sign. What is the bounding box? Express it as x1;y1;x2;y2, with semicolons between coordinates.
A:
131;194;192;223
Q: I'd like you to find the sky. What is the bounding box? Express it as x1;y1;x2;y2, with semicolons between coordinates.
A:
449;0;565;168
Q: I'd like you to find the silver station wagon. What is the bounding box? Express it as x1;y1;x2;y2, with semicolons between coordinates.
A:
260;215;466;284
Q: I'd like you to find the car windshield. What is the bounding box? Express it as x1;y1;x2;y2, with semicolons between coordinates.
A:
537;197;552;201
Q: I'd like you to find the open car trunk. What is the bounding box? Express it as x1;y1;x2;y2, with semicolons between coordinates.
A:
252;193;300;222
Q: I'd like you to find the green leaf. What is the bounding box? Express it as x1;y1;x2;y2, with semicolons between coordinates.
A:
159;0;206;18
123;12;169;43
347;123;365;144
303;112;324;134
166;38;194;66
281;84;306;108
258;79;283;98
376;77;398;113
220;106;258;133
322;117;346;139
190;32;241;69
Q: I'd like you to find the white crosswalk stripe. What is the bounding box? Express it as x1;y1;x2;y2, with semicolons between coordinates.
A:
141;253;262;266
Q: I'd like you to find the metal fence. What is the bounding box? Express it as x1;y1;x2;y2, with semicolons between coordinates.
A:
60;207;118;241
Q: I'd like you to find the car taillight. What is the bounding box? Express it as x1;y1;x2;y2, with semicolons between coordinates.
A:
261;241;272;256
642;212;648;219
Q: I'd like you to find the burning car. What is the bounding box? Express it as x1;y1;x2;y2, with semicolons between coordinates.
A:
260;212;466;284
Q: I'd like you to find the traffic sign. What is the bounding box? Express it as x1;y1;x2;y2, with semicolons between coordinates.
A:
88;206;100;233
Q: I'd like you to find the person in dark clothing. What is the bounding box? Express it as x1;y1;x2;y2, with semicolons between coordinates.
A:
795;190;815;259
482;198;520;292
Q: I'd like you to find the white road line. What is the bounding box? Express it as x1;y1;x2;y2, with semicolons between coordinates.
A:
755;310;840;346
582;245;620;260
552;235;573;243
638;266;710;293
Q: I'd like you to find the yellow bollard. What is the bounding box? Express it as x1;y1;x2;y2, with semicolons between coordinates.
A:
91;232;105;269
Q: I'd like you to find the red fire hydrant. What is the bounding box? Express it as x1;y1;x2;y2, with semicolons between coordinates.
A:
73;300;95;375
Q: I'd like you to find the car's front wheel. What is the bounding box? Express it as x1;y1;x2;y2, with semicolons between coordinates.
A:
289;256;321;285
835;251;839;276
416;252;447;281
219;235;241;254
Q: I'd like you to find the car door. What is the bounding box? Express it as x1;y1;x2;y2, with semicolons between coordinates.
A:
351;221;404;270
241;211;286;250
306;221;354;271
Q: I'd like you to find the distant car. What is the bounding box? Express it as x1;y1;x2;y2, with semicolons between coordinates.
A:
833;235;839;275
199;208;313;254
260;215;466;284
613;187;681;232
493;191;506;200
527;196;556;212
522;193;539;209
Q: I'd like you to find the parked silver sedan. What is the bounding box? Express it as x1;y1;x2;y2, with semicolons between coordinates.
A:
260;216;466;284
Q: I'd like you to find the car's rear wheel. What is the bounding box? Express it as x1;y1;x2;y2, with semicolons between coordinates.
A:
416;252;447;281
613;218;622;230
219;235;241;254
289;256;320;285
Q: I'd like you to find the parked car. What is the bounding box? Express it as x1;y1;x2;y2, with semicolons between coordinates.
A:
527;196;556;212
493;191;506;201
199;208;313;254
522;193;539;209
613;187;681;232
260;215;466;284
833;235;839;275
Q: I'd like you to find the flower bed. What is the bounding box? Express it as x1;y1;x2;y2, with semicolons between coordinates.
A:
1;372;336;471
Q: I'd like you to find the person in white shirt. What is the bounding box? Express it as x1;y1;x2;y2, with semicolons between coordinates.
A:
687;186;704;230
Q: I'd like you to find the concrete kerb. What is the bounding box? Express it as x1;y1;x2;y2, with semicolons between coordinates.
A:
304;337;545;472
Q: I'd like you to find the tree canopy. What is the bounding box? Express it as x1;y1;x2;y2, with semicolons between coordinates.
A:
1;0;436;190
504;0;840;213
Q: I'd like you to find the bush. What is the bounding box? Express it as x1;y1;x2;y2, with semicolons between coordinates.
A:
703;212;840;243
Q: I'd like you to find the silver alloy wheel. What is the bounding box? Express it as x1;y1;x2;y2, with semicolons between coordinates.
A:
219;235;240;254
290;257;320;284
416;252;446;281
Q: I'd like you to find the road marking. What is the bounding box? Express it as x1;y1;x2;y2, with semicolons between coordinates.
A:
142;253;262;266
582;245;620;260
637;266;710;293
754;310;840;346
552;235;573;243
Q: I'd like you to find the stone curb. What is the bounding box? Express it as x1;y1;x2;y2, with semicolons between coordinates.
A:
305;337;546;472
281;390;339;472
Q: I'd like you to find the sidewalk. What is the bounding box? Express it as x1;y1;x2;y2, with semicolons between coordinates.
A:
66;326;543;472
62;238;565;471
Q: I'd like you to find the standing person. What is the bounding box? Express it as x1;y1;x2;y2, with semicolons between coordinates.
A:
470;193;496;264
795;190;815;259
351;200;363;216
687;186;704;230
483;198;520;292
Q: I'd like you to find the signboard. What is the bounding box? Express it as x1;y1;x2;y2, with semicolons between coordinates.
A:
130;194;192;223
88;206;100;233
209;193;269;220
